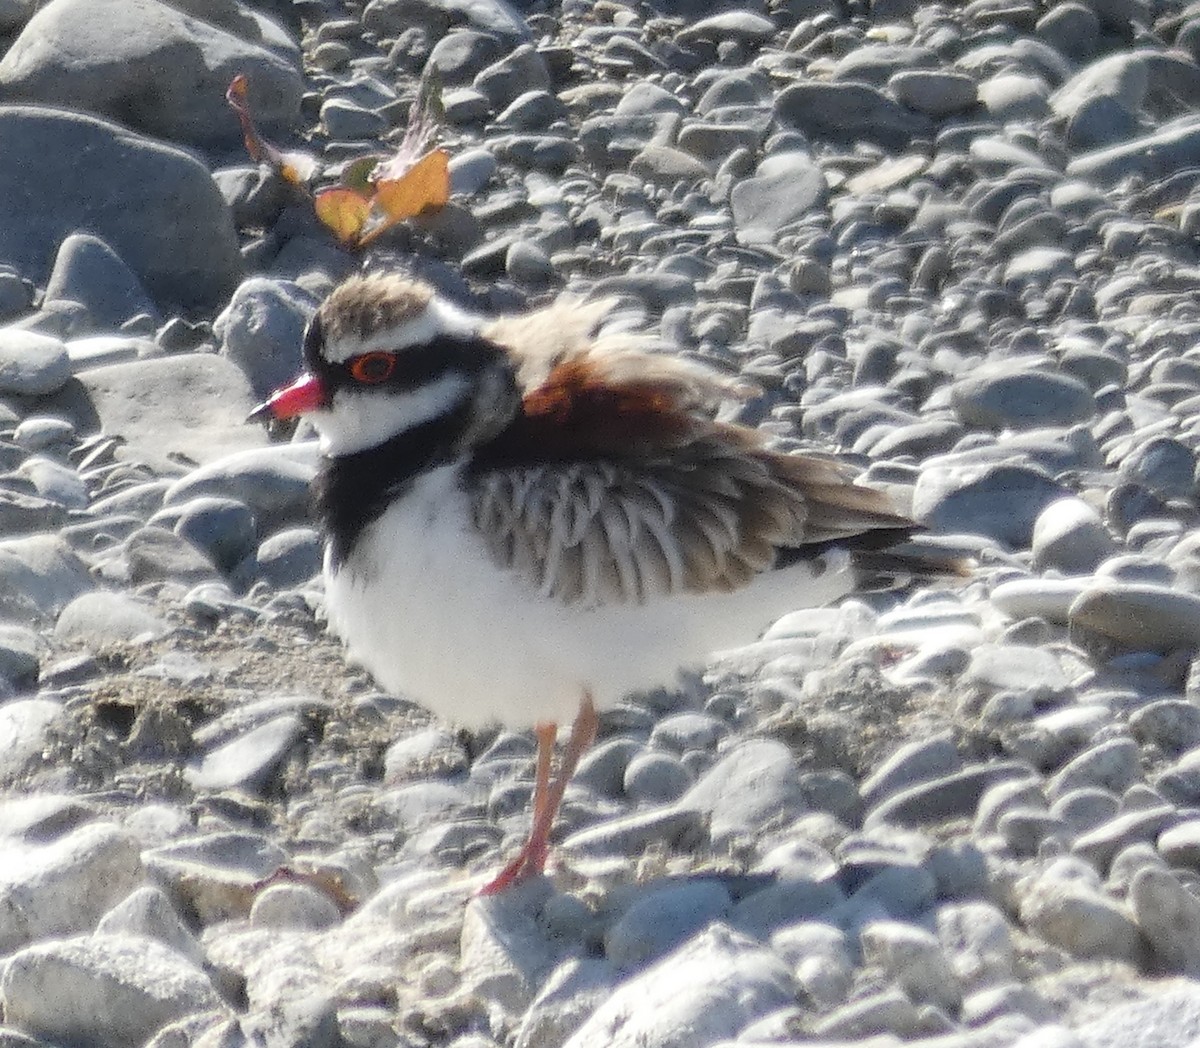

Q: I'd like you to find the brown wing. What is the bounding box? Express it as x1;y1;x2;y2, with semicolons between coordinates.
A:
467;345;914;608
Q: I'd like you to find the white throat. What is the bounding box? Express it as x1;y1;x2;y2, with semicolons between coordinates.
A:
312;372;470;456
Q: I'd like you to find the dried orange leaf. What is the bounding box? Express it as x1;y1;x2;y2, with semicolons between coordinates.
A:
314;188;370;244
226;74;318;186
358;149;450;244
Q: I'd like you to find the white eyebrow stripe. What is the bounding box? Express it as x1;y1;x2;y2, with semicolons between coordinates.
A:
322;297;482;363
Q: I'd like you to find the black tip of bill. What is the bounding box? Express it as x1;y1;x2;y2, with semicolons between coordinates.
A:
246;401;272;425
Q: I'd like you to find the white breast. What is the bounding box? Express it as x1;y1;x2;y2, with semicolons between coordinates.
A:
323;465;857;728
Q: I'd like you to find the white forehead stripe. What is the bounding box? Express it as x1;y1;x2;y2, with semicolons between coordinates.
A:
322;296;482;363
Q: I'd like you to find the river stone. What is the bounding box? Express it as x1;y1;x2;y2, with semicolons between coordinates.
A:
1070;583;1200;652
1031;498;1116;574
0;107;240;310
42;233;160;333
951;365;1095;430
563;925;794;1048
0;535;93;620
54;591;168;645
0;0;302;150
363;0;530;44
73;354;266;472
775;81;934;149
1;933;221;1048
0;328;71;396
912;463;1070;549
730;151;826;246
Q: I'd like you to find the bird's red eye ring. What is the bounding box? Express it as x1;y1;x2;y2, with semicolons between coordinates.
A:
348;352;397;384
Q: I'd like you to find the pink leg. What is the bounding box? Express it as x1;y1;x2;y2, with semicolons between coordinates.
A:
479;693;598;895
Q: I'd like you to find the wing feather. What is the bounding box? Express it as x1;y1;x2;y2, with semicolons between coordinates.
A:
466;316;915;608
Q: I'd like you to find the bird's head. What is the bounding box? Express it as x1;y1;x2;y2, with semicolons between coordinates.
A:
251;275;520;457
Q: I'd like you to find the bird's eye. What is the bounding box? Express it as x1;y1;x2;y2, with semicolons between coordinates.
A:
348;352;397;384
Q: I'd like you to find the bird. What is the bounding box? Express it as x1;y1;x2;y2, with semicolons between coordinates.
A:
251;272;923;894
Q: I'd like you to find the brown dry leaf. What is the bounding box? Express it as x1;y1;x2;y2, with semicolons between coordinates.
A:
358;149;451;244
314;188;371;244
226;74;319;186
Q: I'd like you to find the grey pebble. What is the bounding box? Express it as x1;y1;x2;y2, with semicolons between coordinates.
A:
998;808;1068;855
866;761;1036;829
2;934;219;1048
0;534;93;620
505;241;556;288
572;737;643;798
951;365;1094;431
54;591;168;646
158;496;257;574
604;879;732;971
889;70;978;116
648;711;727;753
912;463;1069;549
1129;699;1200;755
383;726;467;782
1031;497;1115;575
95;885;204;967
1051;788;1120;834
730;151;825;246
0;699;67;785
563;925;794;1048
676;739;803;846
250;526;322;589
560;806;703;858
42;232;159;333
18;457;87;510
185;714;305;794
622;751;692;804
76;353;266;472
860;919;963;1012
449;147;498;195
1048;738;1141;798
426;29;504;83
1017;868;1142;963
163;444;318;533
775;81;933;149
0;821;142;953
13;416;75;452
0;108;240;311
0;328;71;396
860;731;960;811
320;97;385;140
214;277;316;399
0;0;301;150
1070;583;1200;653
1071;806;1177;872
124;526;219;586
1128;866;1200;974
473;44;550;108
249;881;341;931
1120;436;1196;500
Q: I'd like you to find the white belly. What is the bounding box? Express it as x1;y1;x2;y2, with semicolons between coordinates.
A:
323;466;856;728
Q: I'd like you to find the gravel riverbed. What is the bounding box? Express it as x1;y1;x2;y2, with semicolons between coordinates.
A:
2;0;1200;1045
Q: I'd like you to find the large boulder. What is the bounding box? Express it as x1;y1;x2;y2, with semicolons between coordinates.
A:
0;0;302;150
0;106;241;311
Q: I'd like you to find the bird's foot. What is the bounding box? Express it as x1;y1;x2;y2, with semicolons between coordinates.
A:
477;837;549;896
